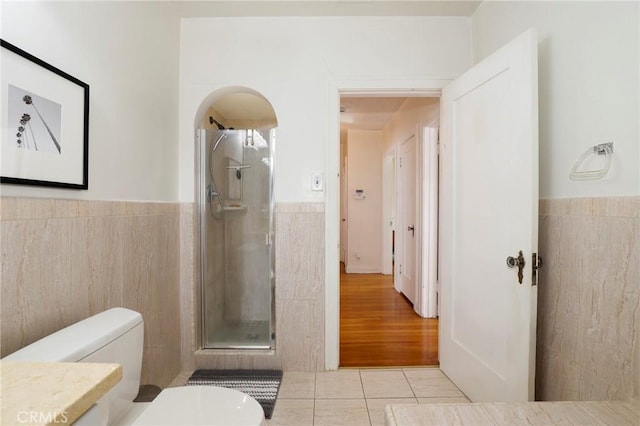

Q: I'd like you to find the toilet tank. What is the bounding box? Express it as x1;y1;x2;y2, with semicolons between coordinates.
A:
3;308;144;424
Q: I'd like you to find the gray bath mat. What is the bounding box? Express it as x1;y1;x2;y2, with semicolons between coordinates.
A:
187;369;283;419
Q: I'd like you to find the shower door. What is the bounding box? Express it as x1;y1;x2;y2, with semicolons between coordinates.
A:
199;128;275;349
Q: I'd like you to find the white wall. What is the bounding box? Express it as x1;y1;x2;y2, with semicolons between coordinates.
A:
472;1;639;198
346;129;382;273
179;16;472;202
1;1;180;201
383;97;440;153
380;98;439;276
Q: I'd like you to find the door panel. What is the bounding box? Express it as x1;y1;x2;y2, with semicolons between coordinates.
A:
398;135;416;304
382;154;395;275
439;29;538;402
340;152;348;265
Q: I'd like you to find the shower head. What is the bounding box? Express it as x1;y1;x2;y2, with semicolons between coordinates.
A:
209;116;234;130
209;116;225;130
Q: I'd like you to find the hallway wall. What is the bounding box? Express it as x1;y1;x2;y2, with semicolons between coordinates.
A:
346;130;383;273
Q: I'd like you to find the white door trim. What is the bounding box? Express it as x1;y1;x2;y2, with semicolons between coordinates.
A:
414;125;439;318
326;80;448;370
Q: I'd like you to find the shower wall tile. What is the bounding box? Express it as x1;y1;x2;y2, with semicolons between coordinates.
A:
276;206;325;301
121;214;181;387
275;204;325;371
179;203;199;372
0;197;181;389
537;197;639;401
70;216;124;316
277;299;324;371
276;203;325;213
315;294;326;371
1;218;77;355
0;197;80;220
539;196;640;218
192;349;282;371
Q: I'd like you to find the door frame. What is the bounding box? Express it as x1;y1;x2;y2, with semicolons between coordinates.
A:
326;80;448;369
381;149;396;276
414;125;439;318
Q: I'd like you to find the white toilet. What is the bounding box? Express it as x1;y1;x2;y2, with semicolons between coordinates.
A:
2;308;266;426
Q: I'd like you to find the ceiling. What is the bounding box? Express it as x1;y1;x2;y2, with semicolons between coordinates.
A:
177;1;483;18
214;92;276;120
340;97;408;131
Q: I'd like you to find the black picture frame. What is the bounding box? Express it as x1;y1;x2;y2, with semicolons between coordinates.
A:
1;39;89;190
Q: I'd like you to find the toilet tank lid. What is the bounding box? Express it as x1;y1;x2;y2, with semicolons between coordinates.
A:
3;308;143;362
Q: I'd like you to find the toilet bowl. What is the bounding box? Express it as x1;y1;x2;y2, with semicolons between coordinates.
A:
2;308;265;426
124;386;264;426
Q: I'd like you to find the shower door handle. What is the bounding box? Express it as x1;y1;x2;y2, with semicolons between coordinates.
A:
265;233;272;246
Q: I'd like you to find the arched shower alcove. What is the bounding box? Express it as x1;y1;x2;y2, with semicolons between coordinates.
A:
195;87;277;350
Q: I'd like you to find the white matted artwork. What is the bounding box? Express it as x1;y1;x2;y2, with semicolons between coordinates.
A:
7;84;62;155
1;39;89;189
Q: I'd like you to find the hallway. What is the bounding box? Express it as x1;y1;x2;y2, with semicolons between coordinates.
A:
339;265;439;367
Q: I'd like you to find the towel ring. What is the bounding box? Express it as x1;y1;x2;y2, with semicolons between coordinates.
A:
569;142;613;181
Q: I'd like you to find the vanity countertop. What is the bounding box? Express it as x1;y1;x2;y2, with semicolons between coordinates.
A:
385;400;639;425
1;361;122;426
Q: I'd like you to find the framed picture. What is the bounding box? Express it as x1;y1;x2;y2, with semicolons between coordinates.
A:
1;39;89;189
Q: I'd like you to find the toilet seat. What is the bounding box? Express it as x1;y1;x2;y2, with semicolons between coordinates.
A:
130;386;266;426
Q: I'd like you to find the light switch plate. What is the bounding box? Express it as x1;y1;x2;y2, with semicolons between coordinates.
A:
311;173;323;191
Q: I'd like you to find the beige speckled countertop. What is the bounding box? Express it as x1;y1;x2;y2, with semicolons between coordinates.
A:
385;400;640;425
1;362;122;426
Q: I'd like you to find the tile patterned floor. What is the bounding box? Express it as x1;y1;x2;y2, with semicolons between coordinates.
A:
268;368;469;426
168;368;468;426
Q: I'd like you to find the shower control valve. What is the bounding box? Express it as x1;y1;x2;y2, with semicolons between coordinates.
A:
206;184;218;202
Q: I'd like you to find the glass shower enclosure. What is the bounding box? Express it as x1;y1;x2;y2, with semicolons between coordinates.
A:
199;128;275;349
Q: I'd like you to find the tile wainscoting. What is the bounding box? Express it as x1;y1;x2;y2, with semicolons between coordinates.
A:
3;195;636;400
180;202;325;372
537;196;639;401
0;197;181;388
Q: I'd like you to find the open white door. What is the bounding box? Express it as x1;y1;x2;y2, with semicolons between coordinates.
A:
439;29;539;402
397;134;417;304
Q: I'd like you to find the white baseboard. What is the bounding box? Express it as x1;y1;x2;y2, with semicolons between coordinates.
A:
345;266;381;274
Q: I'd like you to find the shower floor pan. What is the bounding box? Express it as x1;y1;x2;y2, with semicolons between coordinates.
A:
206;320;272;349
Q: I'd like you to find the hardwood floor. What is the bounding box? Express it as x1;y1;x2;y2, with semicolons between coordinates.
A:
339;264;439;367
